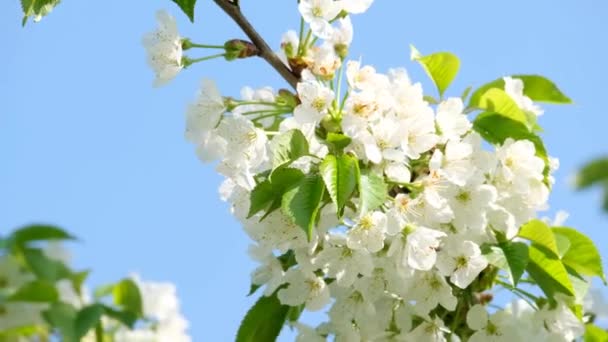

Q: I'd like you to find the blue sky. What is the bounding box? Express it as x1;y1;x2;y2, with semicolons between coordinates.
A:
1;0;607;340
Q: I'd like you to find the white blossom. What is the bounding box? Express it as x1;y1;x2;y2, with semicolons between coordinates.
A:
278;269;331;311
436;238;488;289
143;10;183;86
346;211;387;253
298;0;342;39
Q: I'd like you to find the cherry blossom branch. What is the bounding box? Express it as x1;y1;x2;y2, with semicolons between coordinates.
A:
212;0;300;89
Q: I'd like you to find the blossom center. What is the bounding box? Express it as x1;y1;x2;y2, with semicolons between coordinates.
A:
456;191;471;203
359;215;374;230
486;321;499;335
456;256;468;268
312;97;327;111
306;279;322;294
312;7;323;17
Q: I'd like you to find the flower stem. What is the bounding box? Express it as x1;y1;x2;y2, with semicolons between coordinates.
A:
189;43;226;49
297;17;306;56
183;53;227;67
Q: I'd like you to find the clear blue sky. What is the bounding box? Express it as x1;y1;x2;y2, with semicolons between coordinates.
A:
1;0;607;340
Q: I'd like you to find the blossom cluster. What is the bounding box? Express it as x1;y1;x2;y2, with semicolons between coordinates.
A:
144;1;604;341
0;239;190;341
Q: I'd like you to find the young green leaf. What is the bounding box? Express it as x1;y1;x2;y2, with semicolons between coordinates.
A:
248;168;305;219
171;0;197;22
248;181;276;218
319;154;359;216
498;241;529;286
411;45;460;97
74;304;105;339
359;170;387;214
8;280;59;302
553;227;606;283
469;75;572;107
281;174;325;241
236;293;290;342
113;279;143;317
514;75;572;104
271;129;309;169
518;219;559;256
475;88;528;126
584;323;608;342
526;243;575;299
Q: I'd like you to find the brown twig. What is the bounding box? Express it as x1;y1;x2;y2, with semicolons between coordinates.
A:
212;0;300;89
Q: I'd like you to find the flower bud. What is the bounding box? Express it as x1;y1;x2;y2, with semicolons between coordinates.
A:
334;43;349;60
224;39;259;61
181;38;193;50
276;89;299;108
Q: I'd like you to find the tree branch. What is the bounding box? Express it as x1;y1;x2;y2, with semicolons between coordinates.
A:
213;0;300;89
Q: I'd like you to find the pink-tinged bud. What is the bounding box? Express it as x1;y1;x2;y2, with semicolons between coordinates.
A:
224;39;259;61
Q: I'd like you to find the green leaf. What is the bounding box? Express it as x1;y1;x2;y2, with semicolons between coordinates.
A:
281;174;325;240
526;243;575;299
287;304;305;323
603;182;608;212
498;241;529;286
325;133;352;153
9;280;58;302
469;75;572;107
271;129;309;169
20;0;61;26
461;86;473;102
515;75;572;104
101;305;138;329
585;324;608;342
22;248;72;282
10;224;75;246
70;270;90;297
171;0;196;22
576;158;608;189
319;154;359;216
553;227;606;283
43;302;78;342
518;220;559;256
411;45;460;97
93;284;115;299
248;181;276;218
359;170;387;214
74;304;104;339
236;293;290;342
113;279;143;317
248;168;305;219
476;88;528;126
554;233;571;258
